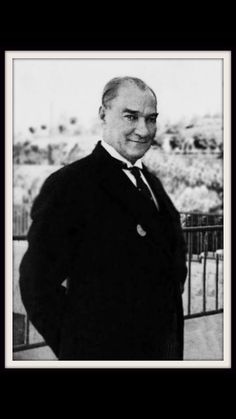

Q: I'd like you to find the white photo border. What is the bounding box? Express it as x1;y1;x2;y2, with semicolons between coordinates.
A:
5;50;231;369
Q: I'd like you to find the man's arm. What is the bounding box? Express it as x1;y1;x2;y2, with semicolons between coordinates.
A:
171;212;188;293
19;173;72;357
145;170;187;291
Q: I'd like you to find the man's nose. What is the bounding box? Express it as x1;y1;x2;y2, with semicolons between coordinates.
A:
135;118;149;137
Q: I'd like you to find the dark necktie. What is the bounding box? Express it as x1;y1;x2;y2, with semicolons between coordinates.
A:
108;154;158;209
128;166;156;206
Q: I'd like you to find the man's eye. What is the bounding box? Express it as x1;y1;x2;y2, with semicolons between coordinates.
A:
147;117;157;123
125;115;137;121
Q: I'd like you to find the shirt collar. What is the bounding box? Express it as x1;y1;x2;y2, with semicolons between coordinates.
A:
101;140;143;169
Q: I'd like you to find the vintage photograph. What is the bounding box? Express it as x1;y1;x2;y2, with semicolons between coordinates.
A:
5;51;231;368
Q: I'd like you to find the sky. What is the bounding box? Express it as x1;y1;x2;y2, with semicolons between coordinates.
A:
13;58;223;134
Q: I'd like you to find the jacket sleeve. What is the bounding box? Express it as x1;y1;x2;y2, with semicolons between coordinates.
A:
19;173;73;357
147;171;187;288
158;182;187;288
171;211;188;289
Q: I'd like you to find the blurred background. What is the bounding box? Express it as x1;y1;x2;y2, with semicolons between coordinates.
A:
13;58;223;231
12;58;224;357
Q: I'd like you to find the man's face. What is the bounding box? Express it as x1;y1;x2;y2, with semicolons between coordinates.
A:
100;83;158;163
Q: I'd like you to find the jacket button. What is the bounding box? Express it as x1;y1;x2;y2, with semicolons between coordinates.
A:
137;224;147;237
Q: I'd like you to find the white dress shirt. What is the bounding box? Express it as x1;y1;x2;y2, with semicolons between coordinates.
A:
101;140;159;209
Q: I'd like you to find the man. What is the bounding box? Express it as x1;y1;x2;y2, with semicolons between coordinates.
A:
19;76;187;360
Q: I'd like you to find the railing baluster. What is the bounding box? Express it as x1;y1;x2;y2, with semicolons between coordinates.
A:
187;231;192;315
215;254;219;310
203;231;208;313
25;314;30;345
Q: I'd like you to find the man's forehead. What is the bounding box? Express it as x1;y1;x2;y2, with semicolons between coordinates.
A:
113;84;156;109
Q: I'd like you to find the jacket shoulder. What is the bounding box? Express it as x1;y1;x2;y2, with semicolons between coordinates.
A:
37;151;99;206
31;152;95;219
43;153;94;189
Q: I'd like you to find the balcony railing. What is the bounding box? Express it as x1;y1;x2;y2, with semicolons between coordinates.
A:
182;225;223;319
12;224;223;353
13;206;223;236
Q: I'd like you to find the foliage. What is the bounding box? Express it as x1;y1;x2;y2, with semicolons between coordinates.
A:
13;114;223;213
144;150;223;213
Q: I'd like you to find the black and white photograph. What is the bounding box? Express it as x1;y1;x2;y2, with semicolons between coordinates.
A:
5;51;231;368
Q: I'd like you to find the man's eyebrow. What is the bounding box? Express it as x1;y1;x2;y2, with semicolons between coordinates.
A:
147;112;159;117
122;108;158;117
122;108;139;114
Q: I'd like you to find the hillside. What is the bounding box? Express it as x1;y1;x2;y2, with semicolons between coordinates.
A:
13;114;223;213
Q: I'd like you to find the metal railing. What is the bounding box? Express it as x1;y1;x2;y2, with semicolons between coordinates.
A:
13;206;223;236
181;212;223;227
182;225;223;319
13;206;31;236
13;224;224;353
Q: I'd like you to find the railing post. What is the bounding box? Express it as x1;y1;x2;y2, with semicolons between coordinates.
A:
25;315;30;345
215;254;219;310
22;206;25;235
202;231;208;313
187;231;192;315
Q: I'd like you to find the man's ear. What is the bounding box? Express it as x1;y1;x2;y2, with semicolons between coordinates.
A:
99;106;106;122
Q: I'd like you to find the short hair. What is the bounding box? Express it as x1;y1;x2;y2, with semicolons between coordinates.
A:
101;76;157;108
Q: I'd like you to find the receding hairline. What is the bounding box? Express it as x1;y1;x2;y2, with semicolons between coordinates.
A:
101;77;157;108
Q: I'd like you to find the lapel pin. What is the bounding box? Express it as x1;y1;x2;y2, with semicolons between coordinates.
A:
137;224;147;237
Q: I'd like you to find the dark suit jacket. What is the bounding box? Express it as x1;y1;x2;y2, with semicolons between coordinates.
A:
19;142;187;360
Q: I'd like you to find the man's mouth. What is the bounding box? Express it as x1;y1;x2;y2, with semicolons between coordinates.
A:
128;138;148;144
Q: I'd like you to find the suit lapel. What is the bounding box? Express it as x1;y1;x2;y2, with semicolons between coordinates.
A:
91;143;175;249
142;165;179;219
96;152;145;224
